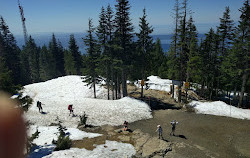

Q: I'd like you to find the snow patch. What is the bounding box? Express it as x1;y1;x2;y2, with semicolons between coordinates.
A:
23;75;152;127
189;101;250;120
28;125;102;146
43;140;136;158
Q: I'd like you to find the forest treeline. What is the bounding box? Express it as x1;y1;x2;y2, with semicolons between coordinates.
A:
0;0;249;107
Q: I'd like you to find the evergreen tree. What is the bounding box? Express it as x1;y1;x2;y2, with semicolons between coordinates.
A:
49;34;65;77
150;39;165;76
39;45;51;81
106;4;116;100
217;7;235;97
83;19;101;98
22;36;40;83
178;0;189;83
231;0;249;107
186;16;199;82
0;34;15;93
167;0;181;80
97;6;107;51
114;0;134;97
136;8;154;79
96;6;112;100
217;6;235;58
64;49;77;75
201;28;220;99
0;16;21;85
69;34;82;75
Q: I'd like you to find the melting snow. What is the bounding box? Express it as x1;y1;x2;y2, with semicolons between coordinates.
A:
23;76;152;127
189;101;250;120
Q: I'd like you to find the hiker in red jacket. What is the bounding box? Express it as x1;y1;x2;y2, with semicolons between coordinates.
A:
68;104;73;116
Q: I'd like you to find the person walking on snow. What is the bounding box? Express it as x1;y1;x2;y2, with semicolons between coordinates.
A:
170;120;178;136
37;101;43;113
68;104;73;116
156;125;163;139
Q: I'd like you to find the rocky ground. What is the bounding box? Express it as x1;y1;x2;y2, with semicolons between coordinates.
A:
73;86;250;158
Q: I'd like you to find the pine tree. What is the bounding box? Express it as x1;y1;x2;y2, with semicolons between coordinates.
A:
233;0;249;107
136;8;154;80
150;39;165;76
0;34;15;93
39;45;51;81
167;0;181;80
83;19;101;98
106;4;116;100
22;36;40;83
64;49;77;75
96;6;112;100
49;34;65;77
186;16;199;82
69;34;82;75
114;0;134;97
217;6;235;98
178;0;189;83
201;28;220;99
218;6;235;58
0;16;21;85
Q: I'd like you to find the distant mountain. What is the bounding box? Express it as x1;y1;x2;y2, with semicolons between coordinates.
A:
14;33;204;54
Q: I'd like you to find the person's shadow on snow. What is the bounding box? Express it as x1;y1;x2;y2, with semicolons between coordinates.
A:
41;112;48;115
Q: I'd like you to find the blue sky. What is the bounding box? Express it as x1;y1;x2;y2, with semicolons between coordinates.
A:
0;0;244;35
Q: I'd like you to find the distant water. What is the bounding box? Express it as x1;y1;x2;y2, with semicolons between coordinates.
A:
15;33;203;54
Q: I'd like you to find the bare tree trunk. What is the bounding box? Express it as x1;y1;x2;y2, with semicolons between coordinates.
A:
93;79;96;98
111;67;114;100
238;71;248;108
122;68;127;97
118;77;121;99
233;86;236;105
106;63;110;100
115;74;118;100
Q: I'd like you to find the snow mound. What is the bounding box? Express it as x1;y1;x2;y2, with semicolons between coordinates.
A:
146;76;173;92
24;75;152;127
23;75;107;100
135;76;173;92
44;140;136;158
189;101;250;120
28;125;102;146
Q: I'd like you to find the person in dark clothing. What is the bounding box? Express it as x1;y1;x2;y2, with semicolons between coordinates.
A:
170;120;178;136
37;101;43;113
68;104;73;116
156;125;163;139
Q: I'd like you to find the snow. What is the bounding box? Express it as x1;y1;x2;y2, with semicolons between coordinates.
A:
28;126;135;158
43;140;136;158
28;125;102;146
136;76;179;100
189;101;250;120
23;75;152;127
136;76;173;92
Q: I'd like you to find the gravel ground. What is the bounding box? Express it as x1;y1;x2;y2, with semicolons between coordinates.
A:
129;110;250;158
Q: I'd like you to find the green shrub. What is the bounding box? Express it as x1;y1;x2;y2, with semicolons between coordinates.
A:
53;122;72;151
54;135;72;151
27;129;40;153
15;91;33;112
79;112;88;127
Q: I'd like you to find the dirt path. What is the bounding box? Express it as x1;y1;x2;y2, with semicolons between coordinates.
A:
129;109;250;158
